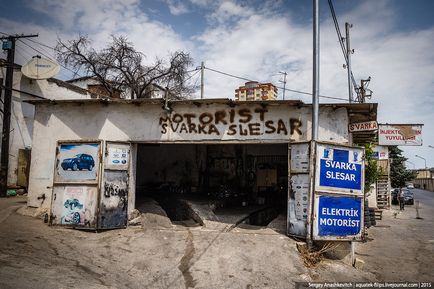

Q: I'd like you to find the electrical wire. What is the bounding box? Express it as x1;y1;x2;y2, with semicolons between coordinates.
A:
204;65;348;101
18;39;55;61
25;38;56;59
183;69;200;83
15;41;38;59
19;38;85;78
25;37;56;50
205;66;254;82
328;0;361;101
2;31;350;102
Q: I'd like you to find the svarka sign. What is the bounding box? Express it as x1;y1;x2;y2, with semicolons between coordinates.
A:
378;124;423;146
159;107;304;140
348;120;378;133
315;144;364;195
313;143;364;241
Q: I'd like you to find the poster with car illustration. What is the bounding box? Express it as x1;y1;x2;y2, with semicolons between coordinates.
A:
60;187;86;225
50;185;99;227
55;142;100;183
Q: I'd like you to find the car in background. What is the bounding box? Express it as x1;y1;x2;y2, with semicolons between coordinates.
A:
61;154;95;171
403;189;414;205
406;183;415;189
392;188;414;205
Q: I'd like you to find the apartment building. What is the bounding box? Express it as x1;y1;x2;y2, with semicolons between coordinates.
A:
235;81;278;101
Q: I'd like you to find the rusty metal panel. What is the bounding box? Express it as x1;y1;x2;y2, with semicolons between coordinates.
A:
98;170;128;229
50;185;98;228
50;140;102;229
17;149;31;188
287;142;311;238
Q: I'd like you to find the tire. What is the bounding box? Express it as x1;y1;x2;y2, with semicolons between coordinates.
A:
72;212;80;224
72;163;78;171
88;164;93;171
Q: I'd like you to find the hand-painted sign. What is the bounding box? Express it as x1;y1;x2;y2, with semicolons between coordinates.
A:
316;144;364;194
378;124;423;146
159;107;304;140
348;121;378;133
315;195;362;238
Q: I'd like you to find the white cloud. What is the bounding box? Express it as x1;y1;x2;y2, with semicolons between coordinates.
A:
164;0;189;16
2;0;433;166
14;0;195;69
192;0;434;166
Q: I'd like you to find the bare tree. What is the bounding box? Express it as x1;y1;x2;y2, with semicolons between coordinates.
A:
55;35;195;99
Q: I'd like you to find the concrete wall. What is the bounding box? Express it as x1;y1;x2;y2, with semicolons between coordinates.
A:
414;179;434;192
27;101;350;209
0;69;91;187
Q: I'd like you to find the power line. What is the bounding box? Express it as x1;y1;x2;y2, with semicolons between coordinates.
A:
25;37;56;50
25;38;56;59
18;39;55;61
328;0;361;101
204;65;348;101
19;38;85;78
205;66;254;82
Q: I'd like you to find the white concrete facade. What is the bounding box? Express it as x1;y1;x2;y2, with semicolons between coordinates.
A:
1;67;91;186
26;99;351;210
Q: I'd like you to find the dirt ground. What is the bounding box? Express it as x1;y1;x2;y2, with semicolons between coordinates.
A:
0;196;378;289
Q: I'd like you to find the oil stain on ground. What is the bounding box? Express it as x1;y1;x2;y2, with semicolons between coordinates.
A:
178;230;196;288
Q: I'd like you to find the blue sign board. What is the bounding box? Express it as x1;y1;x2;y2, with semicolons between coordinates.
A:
318;195;362;236
319;148;362;191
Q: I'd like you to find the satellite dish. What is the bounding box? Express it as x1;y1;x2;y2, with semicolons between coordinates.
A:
21;56;60;80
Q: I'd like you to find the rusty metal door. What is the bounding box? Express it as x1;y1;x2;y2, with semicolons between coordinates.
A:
17;149;31;188
287;142;311;238
97;142;131;229
50;141;102;228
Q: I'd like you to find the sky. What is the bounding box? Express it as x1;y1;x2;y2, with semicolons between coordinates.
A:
0;0;433;168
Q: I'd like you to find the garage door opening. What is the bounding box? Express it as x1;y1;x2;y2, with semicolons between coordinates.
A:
135;143;288;228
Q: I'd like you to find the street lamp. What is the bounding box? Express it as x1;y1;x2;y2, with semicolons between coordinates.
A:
406;160;415;169
415;155;427;169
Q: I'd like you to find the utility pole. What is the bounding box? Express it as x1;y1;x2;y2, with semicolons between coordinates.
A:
0;33;38;197
312;0;319;141
345;23;353;103
307;0;320;251
200;61;204;99
278;71;287;100
359;77;372;103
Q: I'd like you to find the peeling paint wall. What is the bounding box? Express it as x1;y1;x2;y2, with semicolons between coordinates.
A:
27;101;349;209
0;69;91;187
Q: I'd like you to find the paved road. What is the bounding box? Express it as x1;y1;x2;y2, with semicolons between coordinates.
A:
412;188;434;209
357;188;434;282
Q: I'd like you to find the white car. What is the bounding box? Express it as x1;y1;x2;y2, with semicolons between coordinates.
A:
406;183;414;189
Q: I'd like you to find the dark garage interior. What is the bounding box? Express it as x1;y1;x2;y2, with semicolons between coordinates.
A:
135;143;288;227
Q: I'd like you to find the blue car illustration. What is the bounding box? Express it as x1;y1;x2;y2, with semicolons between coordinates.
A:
64;199;83;210
61;154;95;171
